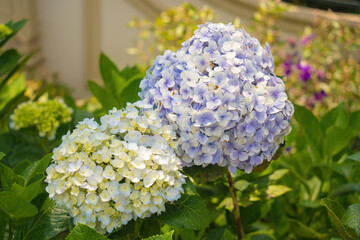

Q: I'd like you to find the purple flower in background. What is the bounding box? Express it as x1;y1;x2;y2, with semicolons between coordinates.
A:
283;60;293;76
314;90;327;101
297;62;312;82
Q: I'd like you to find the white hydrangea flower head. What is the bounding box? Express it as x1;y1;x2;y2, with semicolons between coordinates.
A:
140;22;294;173
45;103;185;233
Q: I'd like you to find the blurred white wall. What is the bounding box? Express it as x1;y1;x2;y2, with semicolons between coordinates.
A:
1;0;358;98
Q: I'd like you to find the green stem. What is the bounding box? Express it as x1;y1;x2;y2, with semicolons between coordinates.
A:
226;170;244;240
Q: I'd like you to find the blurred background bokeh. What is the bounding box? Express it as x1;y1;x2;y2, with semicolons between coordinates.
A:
0;0;359;99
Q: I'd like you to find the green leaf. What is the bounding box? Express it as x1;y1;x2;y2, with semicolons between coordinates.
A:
266;185;291;199
342;204;360;232
347;152;360;162
0;20;27;47
99;53;121;93
159;195;209;230
73;109;95;125
22;153;52;185
269;169;289;181
0;152;4;160
142;231;174;240
0;162;24;190
329;183;360;197
0;216;5;240
323;126;353;157
349;111;360;137
23;204;70;240
0;49;21;75
0;72;26;111
234;179;251;191
240;200;272;228
0;191;38;225
206;227;236;240
320;104;349;133
139;218;161;238
320;198;358;240
11;179;44;202
183;165;226;184
13;159;32;175
66;223;108;240
245;230;277;240
118;77;142;108
182;177;198;196
294;104;322;158
289;219;327;239
0;131;44;168
88;80;119;111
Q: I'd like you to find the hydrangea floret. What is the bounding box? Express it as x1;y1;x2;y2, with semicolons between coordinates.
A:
140;22;294;173
10;98;72;140
45;104;185;233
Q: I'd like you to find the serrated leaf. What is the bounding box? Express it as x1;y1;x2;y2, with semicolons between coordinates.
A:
289;219;327;239
88;80;119;111
0;162;24;190
266;185;291;199
142;231;174;240
159;195;209;230
182;177;198;195
0;191;38;225
22;153;52;185
342;204;360;232
206;227;236;240
321;198;358;240
66;223;108;240
183;165;226;184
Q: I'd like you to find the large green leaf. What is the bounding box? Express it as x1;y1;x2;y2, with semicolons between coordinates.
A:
320;104;349;133
289;219;327;239
22;153;52;186
118;77;142;108
0;20;27;47
0;162;24;191
143;231;174;240
88;80;119;111
330;183;360;197
11;179;45;202
159;195;209;230
0;191;38;225
349;111;360;137
0;72;26;111
342;204;360;232
294;105;322;159
99;53;121;94
139;218;161;238
0;49;21;75
66;223;108;240
320;198;358;240
22;204;69;240
0;131;44;168
183;165;226;184
266;185;291;199
323;126;353;157
206;227;236;240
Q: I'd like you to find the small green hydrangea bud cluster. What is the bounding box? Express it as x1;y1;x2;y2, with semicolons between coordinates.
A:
45;104;185;233
10;99;72;140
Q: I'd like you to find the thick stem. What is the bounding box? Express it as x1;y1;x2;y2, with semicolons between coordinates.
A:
226;170;243;240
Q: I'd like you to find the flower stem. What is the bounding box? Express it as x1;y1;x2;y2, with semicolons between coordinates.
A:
226;170;244;240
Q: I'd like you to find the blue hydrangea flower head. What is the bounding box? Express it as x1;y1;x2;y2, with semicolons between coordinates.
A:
140;22;294;173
